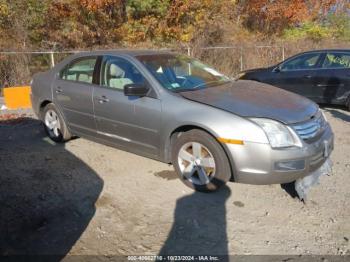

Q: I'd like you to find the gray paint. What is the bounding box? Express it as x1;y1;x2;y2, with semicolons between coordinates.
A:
180;80;319;124
31;50;334;185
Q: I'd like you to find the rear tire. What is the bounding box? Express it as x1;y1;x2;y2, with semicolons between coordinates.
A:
43;103;71;143
171;129;231;192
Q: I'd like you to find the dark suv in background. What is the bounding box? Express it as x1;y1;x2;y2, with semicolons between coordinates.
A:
239;49;350;110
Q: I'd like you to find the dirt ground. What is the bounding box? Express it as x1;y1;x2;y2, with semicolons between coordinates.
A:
0;106;349;259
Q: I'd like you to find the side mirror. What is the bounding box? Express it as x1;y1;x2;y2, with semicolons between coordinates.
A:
272;67;281;73
124;83;149;97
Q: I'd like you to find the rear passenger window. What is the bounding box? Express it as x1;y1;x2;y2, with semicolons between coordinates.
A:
322;53;350;69
61;58;97;84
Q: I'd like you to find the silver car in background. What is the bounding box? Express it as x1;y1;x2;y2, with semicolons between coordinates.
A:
31;50;334;192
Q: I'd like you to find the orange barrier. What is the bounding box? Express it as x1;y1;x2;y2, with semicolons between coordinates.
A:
3;86;32;109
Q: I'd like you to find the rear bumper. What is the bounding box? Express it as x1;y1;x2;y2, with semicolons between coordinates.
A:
227;124;334;185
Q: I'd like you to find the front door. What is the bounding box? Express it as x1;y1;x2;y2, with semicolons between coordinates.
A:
53;56;98;136
266;52;323;101
93;55;161;157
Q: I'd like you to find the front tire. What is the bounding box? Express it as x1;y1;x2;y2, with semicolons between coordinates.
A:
172;129;231;192
43;103;71;143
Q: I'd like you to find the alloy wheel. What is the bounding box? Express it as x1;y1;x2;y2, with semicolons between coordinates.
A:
178;142;216;185
44;109;61;138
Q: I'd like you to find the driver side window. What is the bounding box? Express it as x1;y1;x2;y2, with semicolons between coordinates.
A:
100;56;146;90
281;53;321;71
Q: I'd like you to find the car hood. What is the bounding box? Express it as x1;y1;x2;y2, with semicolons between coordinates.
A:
179;80;319;124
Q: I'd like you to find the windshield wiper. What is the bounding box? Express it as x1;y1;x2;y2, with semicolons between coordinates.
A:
174;89;193;93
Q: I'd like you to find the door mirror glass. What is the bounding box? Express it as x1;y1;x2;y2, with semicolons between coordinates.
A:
124;83;149;97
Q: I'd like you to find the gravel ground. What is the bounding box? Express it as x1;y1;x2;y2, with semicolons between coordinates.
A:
0;107;349;259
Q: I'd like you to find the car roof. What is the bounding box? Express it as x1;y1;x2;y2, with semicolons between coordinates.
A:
71;49;177;58
54;49;183;70
298;49;350;55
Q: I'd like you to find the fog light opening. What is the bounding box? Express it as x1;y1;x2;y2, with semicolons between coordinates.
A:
275;160;305;171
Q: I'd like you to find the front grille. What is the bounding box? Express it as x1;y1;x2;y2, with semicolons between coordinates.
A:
292;111;326;141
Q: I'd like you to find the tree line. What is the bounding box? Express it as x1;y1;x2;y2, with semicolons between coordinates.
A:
0;0;349;50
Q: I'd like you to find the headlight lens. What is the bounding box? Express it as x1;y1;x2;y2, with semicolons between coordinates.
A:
250;118;301;148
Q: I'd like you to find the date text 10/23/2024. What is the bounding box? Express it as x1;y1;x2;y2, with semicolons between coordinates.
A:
127;255;220;261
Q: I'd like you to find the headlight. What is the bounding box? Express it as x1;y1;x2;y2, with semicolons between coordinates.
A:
250;118;302;148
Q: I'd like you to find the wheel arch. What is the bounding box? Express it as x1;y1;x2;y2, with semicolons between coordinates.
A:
39;100;52;119
164;124;237;182
38;100;71;135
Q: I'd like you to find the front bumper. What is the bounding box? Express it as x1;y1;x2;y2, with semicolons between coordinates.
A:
227;124;334;185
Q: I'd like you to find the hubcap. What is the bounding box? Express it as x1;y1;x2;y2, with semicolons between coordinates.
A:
178;142;216;185
45;109;61;138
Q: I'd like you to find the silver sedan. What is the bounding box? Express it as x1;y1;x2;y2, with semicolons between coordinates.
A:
31;50;334;192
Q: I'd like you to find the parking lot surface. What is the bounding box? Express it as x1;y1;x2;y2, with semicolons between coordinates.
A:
0;107;349;256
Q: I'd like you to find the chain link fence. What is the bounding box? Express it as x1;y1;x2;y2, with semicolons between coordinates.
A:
0;51;73;91
1;41;348;93
0;46;285;91
191;45;285;77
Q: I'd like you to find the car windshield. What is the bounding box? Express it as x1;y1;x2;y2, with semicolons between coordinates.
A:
136;54;231;92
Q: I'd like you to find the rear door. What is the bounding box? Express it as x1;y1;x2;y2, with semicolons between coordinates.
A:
266;52;322;100
53;56;99;136
313;51;350;104
93;55;162;157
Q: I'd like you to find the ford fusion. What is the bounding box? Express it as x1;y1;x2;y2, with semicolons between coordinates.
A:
31;51;334;192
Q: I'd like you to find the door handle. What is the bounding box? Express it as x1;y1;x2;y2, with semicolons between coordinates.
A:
303;75;312;79
98;95;109;104
55;87;63;94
